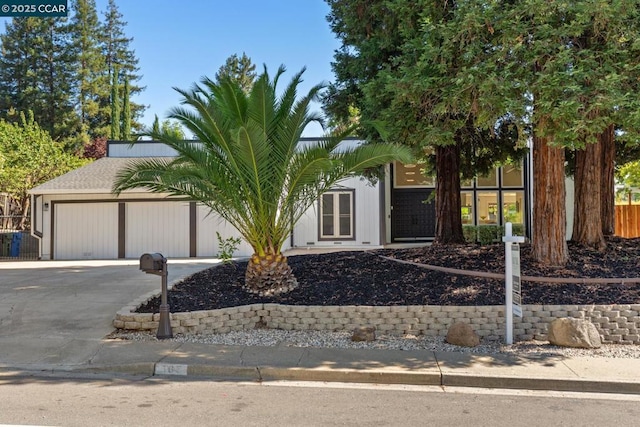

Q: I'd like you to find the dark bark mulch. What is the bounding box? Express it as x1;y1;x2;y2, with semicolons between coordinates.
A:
137;236;640;313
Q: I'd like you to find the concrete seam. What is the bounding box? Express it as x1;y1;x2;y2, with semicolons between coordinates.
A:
296;348;308;367
432;351;444;386
86;342;105;365
560;360;580;378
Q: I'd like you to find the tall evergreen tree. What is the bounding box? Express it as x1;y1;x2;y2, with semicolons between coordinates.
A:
324;0;525;245
122;76;131;140
0;17;78;142
69;0;108;143
215;52;257;93
101;0;144;133
110;66;120;140
435;0;640;261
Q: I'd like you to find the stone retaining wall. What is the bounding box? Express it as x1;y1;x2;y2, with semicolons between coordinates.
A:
114;299;640;344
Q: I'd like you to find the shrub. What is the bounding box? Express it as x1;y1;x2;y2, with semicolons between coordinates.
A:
477;225;501;245
463;225;477;243
512;223;525;236
216;232;242;263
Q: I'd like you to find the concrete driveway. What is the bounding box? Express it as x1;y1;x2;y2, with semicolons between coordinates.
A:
0;258;220;370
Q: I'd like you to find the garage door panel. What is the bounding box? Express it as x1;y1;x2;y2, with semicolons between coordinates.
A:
197;205;253;257
125;202;190;258
54;203;118;260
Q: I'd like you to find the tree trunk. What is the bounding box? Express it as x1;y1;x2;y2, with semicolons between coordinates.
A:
573;137;606;250
18;195;30;231
434;144;465;244
244;252;298;296
532;134;568;265
600;124;615;236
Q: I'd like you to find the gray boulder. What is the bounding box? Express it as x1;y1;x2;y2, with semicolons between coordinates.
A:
548;318;602;349
352;326;376;342
445;322;480;347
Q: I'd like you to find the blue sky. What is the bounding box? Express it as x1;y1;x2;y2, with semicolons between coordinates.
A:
2;0;341;136
100;0;340;136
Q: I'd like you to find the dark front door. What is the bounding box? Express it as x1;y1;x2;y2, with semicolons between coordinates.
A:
391;188;436;241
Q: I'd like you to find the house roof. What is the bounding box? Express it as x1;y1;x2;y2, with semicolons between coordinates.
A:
29;157;171;195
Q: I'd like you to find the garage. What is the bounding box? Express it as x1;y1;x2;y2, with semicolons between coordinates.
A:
125;201;191;258
27;142;255;260
53;202;119;260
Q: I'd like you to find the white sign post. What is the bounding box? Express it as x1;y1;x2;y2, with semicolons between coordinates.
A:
503;222;525;345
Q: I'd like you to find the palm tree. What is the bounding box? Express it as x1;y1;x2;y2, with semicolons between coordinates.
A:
113;66;413;296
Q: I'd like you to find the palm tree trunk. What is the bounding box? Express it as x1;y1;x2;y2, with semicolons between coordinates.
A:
244;252;298;296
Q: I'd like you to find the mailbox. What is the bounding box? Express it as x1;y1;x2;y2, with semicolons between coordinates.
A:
140;253;166;272
139;252;172;339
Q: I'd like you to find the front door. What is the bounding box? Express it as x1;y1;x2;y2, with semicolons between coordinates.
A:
391;188;436;241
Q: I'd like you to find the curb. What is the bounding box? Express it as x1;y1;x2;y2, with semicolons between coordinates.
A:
5;362;640;395
89;362;640;395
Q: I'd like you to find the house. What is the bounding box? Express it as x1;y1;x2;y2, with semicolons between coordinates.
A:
28;138;573;260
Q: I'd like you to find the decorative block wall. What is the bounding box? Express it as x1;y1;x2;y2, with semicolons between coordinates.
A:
114;300;640;344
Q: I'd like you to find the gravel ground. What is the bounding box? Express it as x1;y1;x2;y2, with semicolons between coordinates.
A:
109;329;640;359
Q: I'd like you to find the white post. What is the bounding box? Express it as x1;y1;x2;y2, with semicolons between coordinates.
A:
502;222;525;345
504;223;514;345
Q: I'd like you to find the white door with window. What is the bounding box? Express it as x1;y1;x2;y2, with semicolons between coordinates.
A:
320;191;354;240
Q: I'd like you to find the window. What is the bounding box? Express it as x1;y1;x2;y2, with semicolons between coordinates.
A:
477;192;499;224
502;191;524;224
320;190;354;239
394;162;434;187
477;168;498;187
502;164;523;187
461;192;474;224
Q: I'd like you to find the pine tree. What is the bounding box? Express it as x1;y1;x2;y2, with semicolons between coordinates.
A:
0;17;78;142
69;0;108;143
101;0;144;134
215;52;256;93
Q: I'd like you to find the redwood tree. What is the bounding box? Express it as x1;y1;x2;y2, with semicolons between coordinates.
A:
532;135;568;263
324;0;523;244
443;0;640;263
600;125;616;236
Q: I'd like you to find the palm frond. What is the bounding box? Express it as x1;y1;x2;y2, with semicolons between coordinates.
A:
112;66;413;256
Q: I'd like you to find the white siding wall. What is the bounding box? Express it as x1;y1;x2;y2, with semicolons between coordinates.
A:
292;177;382;249
108;142;178;157
196;205;253;257
125;201;190;258
565;176;574;241
54;203;118;260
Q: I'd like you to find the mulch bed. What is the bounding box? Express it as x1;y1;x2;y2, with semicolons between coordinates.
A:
137;236;640;313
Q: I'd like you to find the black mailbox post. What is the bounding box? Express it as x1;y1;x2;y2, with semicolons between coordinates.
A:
139;253;172;339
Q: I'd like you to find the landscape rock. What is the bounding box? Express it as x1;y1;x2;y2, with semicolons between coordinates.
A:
547;318;602;349
445;322;480;347
352;326;376;342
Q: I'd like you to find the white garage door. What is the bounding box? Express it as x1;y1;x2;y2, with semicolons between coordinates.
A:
54;203;119;260
197;205;253;257
125;201;190;258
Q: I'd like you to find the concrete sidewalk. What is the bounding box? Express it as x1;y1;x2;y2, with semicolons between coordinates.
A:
1;338;639;395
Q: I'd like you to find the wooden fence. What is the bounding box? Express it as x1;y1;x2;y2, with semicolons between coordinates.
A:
615;205;640;238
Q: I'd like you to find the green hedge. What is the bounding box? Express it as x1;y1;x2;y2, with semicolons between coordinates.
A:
462;224;525;245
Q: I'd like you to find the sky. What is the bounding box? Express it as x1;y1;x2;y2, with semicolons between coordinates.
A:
3;0;342;137
104;0;341;137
